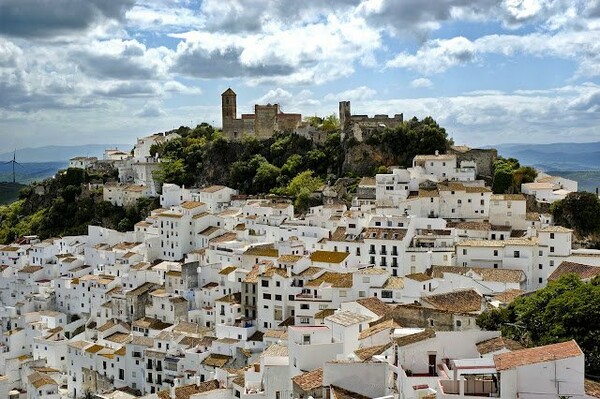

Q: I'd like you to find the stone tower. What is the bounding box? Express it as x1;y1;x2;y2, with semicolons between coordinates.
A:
221;88;237;132
339;100;351;130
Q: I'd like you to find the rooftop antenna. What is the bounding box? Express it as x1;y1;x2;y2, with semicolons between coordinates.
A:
2;150;23;183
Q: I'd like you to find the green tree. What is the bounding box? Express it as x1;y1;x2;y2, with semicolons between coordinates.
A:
286;170;324;197
477;274;600;375
551;192;600;236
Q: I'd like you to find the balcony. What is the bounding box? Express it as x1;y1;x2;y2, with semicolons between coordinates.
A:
369;249;376;254
380;250;387;255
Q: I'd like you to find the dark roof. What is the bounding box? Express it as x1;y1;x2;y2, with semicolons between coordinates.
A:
356;297;391;317
394;329;436;347
476;337;523;355
548;261;600;281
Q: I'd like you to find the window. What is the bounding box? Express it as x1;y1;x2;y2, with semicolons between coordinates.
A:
456;320;462;327
462;249;467;255
339;290;347;297
262;293;271;300
550;260;554;267
276;281;281;287
362;277;370;283
550;246;555;253
539;250;543;256
300;304;309;310
539;277;543;284
539;264;543;269
550;233;555;239
275;294;282;301
514;251;520;258
493;250;498;256
261;280;269;287
381;291;392;299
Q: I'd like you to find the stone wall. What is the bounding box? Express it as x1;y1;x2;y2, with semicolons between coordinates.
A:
449;146;498;178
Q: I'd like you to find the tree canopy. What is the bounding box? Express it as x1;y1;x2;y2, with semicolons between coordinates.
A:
551;191;600;237
477;274;600;375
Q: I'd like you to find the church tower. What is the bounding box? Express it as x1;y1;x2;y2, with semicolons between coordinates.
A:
221;88;237;134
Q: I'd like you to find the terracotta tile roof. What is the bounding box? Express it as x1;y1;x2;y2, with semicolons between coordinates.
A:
166;270;182;277
358;319;400;340
201;354;231;367
448;221;491;231
326;311;371;326
310;250;349;264
354;342;393;361
585;379;600;398
358;177;376;186
264;329;287;339
314;308;336;319
328;226;364;243
430;266;525;283
494;340;583;371
242;264;262;283
306;271;353;288
85;344;104;353
210;232;237;244
215;292;241;304
538;225;573;233
28;371;58;388
364;228;407;241
218;266;238;275
356;297;391;317
19;265;43;274
422;289;483;314
295;266;322;277
492;289;524;304
105;332;131;344
382;276;404;289
394;329;436;347
261;344;289;357
491;194;526;201
260;266;289;279
165;380;221;399
244;245;279;257
181;201;205;209
201;185;226;193
199;226;220;235
405;273;432;282
548;261;600;281
476;337;523;355
330;385;371;399
278;255;303;263
355;267;388;275
292;368;323;391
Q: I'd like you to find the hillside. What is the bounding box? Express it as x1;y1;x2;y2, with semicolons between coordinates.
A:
0;182;27;205
496;142;600;171
0;167;158;244
0;161;67;184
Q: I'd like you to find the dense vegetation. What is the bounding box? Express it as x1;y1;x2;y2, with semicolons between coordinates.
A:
477;274;600;376
0;167;158;244
491;157;537;194
152;118;452;206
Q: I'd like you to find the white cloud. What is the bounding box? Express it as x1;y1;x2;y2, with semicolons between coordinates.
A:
387;36;476;73
325;86;376;101
410;78;433;88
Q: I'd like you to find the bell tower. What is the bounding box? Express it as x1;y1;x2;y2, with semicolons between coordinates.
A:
221;88;237;133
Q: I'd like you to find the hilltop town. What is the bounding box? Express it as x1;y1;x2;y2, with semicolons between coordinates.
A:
0;91;597;399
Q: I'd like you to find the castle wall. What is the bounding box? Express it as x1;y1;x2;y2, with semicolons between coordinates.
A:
254;104;279;139
448;147;498;178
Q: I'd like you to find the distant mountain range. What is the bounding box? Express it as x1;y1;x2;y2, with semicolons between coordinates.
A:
494;142;600;171
0;144;131;163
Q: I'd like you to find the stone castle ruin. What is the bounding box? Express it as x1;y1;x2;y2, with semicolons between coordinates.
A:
339;100;404;141
221;88;302;140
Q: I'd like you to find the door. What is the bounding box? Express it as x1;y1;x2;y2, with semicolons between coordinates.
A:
428;354;437;376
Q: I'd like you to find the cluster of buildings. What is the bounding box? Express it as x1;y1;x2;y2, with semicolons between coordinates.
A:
2;138;599;399
69;133;181;206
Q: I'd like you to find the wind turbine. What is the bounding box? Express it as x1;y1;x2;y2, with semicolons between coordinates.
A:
2;150;23;183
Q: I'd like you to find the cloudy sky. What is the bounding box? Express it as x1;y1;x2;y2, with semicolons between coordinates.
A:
1;0;600;150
